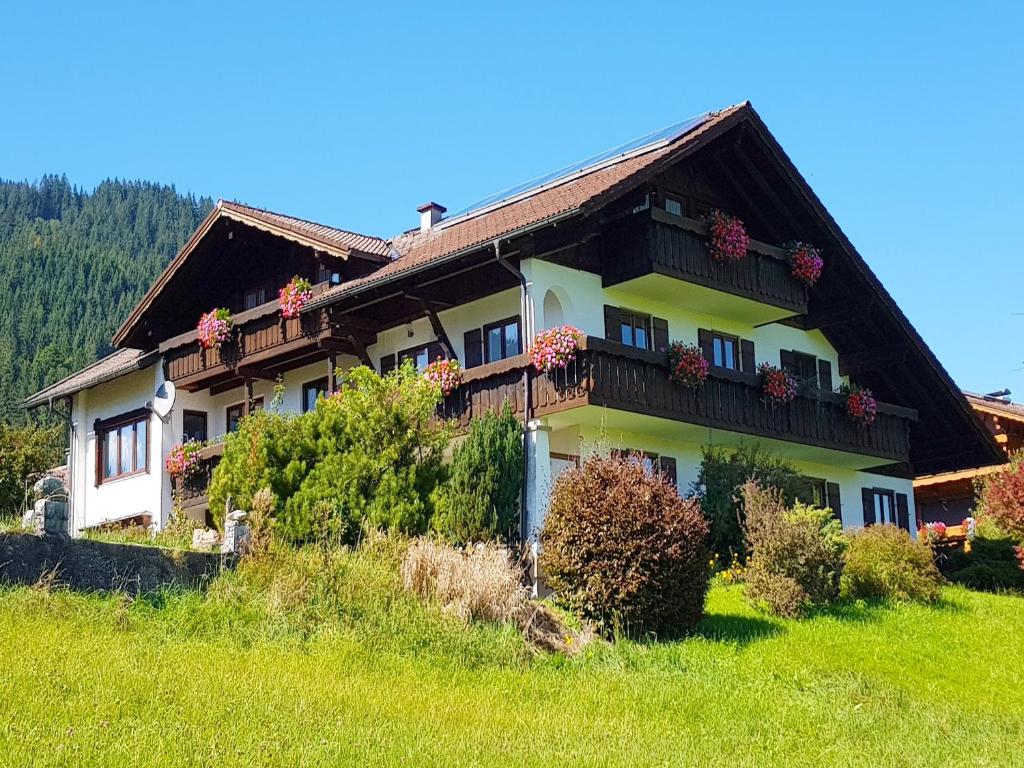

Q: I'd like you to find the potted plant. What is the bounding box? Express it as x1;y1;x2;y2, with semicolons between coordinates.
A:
786;242;824;287
758;362;797;404
165;439;203;479
424;357;462;395
667;342;709;388
705;209;749;262
923;521;947;544
197;308;233;350
530;325;584;373
842;383;878;427
279;275;314;319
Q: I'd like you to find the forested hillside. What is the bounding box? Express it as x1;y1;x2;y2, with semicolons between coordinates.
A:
0;176;212;421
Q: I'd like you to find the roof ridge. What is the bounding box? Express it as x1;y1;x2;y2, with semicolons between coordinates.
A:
219;199;388;244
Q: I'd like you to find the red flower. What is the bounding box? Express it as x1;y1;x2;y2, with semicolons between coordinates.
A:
787;242;824;287
845;386;878;427
706;210;749;262
667;342;709;388
757;363;796;404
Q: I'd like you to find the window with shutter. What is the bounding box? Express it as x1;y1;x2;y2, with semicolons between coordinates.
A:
604;305;621;342
862;487;877;526
895;493;910;532
652;317;669;353
740;339;755;373
379;354;396;374
463;328;483;369
826;482;842;524
482;316;521;363
697;328;714;365
658;456;677;486
817;359;833;393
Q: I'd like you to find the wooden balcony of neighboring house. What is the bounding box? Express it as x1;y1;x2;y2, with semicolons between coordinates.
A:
160;288;377;393
601;207;808;317
440;336;916;464
171;441;225;512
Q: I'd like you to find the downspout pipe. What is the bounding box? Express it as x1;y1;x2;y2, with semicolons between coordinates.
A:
494;240;531;548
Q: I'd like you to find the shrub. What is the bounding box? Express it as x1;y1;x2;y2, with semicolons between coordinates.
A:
976;451;1024;540
741;481;846;617
432;403;524;544
938;526;1024;592
841;525;943;603
402;538;528;624
690;444;809;557
0;422;65;521
539;453;710;638
210;363;450;544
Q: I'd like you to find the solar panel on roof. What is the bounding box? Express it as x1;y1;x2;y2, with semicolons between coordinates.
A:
447;112;711;221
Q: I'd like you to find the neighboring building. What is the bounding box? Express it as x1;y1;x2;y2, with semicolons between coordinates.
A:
24;102;1001;542
914;392;1024;526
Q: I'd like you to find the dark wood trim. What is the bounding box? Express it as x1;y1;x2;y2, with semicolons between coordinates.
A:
93;406;151;435
182;409;209;443
94;409;151;485
482;315;523;363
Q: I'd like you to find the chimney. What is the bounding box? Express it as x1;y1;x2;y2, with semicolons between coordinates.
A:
417;202;446;233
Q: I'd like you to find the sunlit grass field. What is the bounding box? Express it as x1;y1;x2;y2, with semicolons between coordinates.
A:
1;545;1021;767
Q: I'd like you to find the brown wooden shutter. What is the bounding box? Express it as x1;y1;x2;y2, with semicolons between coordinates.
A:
861;488;876;526
94;421;103;487
780;349;796;374
697;328;714;365
818;359;833;392
740;339;755;373
379;354;396;374
604;305;622;342
826;482;842;523
895;493;910;531
658;456;678;486
652;317;669;353
426;341;445;362
463;328;483;369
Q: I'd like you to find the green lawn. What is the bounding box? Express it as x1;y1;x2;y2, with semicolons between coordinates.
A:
1;552;1022;767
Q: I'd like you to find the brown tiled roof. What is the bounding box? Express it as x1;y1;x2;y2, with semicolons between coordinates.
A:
309;104;749;306
23;348;158;409
964;392;1024;421
218;201;391;258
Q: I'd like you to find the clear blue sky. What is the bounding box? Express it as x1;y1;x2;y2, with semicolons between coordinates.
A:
2;2;1021;397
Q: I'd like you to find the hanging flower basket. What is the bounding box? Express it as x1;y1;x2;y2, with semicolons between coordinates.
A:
530;325;584;373
786;242;824;287
424;357;462;395
758;362;797;404
197;308;233;350
165;439;203;479
843;384;878;427
705;209;749;262
667;341;709;388
279;275;314;319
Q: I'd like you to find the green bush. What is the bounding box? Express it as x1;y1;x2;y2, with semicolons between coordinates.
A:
432;403;524;544
741;481;846;618
539;453;710;639
841;525;943;603
210;363;450;544
691;444;808;557
938;534;1024;592
976;450;1024;540
0;422;65;521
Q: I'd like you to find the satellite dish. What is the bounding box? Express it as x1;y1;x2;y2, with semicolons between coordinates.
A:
153;381;176;421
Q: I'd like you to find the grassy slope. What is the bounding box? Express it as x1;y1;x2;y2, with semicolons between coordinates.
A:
1;553;1022;768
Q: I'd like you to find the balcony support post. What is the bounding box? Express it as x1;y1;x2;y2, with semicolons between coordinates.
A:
243;377;254;417
327;353;337;394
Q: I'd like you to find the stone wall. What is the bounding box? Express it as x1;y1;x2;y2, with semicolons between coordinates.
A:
0;532;222;594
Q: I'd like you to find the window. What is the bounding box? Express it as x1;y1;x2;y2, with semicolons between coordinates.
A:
316;264;342;285
226;397;264;433
711;332;738;370
302;378;329;412
782;350;819;391
619;310;651;350
664;196;684;217
182;410;208;443
397;341;445;372
483;317;521;363
242;286;266;310
96;410;149;483
612;449;678;486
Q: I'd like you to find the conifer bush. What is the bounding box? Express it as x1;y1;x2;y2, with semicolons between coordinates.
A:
432;403;524;544
539;453;710;638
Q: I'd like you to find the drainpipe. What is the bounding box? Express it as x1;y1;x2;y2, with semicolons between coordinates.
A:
494;240;531;547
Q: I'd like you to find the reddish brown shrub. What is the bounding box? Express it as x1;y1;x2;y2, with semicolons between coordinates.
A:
538;454;710;639
978;451;1024;541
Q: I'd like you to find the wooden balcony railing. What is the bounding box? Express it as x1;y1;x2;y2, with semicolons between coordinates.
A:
171;442;224;510
602;208;808;313
440;337;916;463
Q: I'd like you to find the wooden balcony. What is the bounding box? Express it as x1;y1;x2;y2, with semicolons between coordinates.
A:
602;208;808;314
161;300;374;392
440;337;915;463
171;442;224;511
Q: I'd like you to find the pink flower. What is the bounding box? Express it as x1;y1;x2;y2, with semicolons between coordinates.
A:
757;362;797;404
197;308;232;350
166;440;203;478
788;242;824;287
279;276;314;319
530;326;584;373
424;357;462;395
668;342;709;388
706;210;749;262
845;386;878;427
